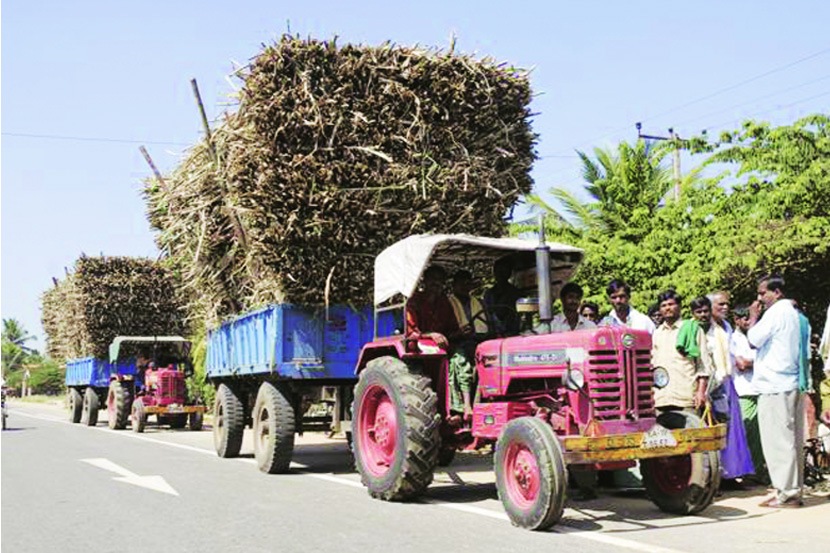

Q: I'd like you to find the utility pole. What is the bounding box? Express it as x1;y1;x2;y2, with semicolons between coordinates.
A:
636;123;682;201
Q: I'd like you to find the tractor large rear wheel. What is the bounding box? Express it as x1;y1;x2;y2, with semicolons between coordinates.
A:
253;382;296;474
213;384;245;458
640;412;721;515
81;387;99;427
68;388;83;423
352;356;439;501
495;416;567;530
107;381;130;430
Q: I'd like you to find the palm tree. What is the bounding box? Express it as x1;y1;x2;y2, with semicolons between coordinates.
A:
2;319;36;377
528;140;675;236
2;319;35;352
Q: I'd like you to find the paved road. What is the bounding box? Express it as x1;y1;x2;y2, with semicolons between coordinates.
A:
2;400;829;553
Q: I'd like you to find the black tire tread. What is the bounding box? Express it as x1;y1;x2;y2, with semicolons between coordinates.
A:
82;387;100;427
107;381;130;430
253;382;296;474
189;411;204;431
69;388;83;423
213;384;245;458
640;412;721;515
132;398;146;433
353;356;440;501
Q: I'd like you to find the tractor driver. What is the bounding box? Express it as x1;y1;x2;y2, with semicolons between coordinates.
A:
483;256;522;336
404;265;459;350
136;351;151;392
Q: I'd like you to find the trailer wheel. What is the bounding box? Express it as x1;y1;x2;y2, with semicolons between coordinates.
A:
213;384;244;458
640;412;721;515
352;356;439;501
253;382;296;474
189;411;204;431
131;399;147;433
68;388;83;423
495;416;566;530
107;381;130;430
81;387;100;427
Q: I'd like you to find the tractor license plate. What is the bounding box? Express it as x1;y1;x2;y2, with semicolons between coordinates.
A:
167;404;183;413
641;425;678;449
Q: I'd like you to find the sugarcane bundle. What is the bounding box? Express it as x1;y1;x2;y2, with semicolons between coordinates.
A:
40;256;187;362
146;36;537;327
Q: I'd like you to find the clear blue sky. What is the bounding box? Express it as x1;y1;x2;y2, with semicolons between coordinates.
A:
2;1;828;350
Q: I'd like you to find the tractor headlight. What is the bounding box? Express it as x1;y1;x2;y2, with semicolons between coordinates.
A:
653;366;670;389
565;366;585;390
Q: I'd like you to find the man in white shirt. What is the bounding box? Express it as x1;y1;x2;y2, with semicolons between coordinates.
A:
600;279;656;334
551;282;596;332
747;274;803;508
731;306;769;484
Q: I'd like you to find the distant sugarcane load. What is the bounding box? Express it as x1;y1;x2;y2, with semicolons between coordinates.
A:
40;256;188;362
144;35;538;327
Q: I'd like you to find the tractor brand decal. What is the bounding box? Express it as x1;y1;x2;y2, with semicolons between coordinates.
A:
507;349;568;366
621;333;635;348
597;336;608;346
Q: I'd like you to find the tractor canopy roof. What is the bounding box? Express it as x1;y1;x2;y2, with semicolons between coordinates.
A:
373;233;583;306
108;336;190;364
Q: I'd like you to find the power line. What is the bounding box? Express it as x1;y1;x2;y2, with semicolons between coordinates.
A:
672;73;830;130
702;89;830;134
638;46;830;125
1;132;190;147
556;46;830;158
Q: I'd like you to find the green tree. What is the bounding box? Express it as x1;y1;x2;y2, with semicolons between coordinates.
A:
527;140;674;239
2;318;36;377
514;115;829;321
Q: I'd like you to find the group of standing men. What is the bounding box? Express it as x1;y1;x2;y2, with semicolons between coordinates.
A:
585;274;821;508
405;262;827;508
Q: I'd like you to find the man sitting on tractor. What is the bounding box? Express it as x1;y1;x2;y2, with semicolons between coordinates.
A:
483;256;522;336
448;270;490;422
135;351;152;393
405;265;459;350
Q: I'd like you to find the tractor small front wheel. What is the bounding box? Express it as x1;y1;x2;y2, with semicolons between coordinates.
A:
131;399;147;433
494;416;566;531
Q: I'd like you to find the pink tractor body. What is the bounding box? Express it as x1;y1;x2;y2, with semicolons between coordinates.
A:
352;233;725;531
104;336;206;433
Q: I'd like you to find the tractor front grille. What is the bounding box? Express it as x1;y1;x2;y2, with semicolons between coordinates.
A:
159;372;186;400
586;349;654;420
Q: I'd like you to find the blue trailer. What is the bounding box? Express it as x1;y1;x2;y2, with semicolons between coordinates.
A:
206;303;398;473
65;357;136;426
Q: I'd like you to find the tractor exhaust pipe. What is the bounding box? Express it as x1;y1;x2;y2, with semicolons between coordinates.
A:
536;214;552;334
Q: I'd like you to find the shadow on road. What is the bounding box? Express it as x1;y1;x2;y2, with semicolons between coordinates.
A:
561;498;754;534
425;482;498;503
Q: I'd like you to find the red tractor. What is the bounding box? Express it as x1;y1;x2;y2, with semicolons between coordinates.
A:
352;231;726;531
105;336;205;432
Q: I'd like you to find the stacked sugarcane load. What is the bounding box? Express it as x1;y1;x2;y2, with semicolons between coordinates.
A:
145;36;537;327
40;256;188;362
